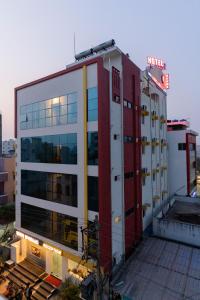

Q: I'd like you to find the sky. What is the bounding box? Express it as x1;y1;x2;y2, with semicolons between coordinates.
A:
0;0;200;140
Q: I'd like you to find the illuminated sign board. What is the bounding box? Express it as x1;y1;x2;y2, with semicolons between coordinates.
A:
16;231;39;245
148;72;169;90
162;74;169;89
43;243;62;255
147;56;166;70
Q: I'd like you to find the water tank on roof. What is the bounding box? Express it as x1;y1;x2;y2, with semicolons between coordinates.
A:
75;48;93;61
93;39;115;53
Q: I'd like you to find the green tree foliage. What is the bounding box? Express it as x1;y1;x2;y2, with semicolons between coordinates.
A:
59;278;80;300
0;203;15;224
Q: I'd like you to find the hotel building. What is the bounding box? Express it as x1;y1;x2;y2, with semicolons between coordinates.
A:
11;41;143;280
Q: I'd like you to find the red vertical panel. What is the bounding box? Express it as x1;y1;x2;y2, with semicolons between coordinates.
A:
186;133;190;195
98;61;112;272
186;133;197;195
122;54;142;257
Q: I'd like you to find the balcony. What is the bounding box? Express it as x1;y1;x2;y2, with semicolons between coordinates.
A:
0;194;8;205
0;172;8;182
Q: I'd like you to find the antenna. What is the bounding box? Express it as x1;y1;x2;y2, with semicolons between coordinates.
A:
73;32;76;58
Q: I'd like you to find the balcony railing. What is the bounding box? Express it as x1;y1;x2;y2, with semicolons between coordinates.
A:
0;194;8;205
0;172;8;182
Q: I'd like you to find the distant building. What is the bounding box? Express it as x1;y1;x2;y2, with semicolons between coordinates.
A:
2;139;16;156
196;145;200;158
0;113;2;157
0;156;15;204
167;120;198;196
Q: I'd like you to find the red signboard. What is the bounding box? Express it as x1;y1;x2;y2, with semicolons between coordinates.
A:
148;72;169;90
162;74;169;89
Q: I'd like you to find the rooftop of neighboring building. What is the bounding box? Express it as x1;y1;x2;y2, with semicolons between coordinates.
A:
166;197;200;225
167;119;190;130
113;236;200;299
167;119;198;136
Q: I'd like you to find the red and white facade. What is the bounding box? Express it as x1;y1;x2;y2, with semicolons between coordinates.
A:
12;45;143;280
167;120;198;196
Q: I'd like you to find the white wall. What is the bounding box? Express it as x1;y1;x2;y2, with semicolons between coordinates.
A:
167;130;187;196
104;52;124;264
141;71;168;231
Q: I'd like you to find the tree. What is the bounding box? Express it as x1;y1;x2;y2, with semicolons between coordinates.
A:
59;278;80;300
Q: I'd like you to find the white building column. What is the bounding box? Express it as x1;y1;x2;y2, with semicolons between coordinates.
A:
61;256;68;281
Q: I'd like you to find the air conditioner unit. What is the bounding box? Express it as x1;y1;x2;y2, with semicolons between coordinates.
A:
142;136;147;142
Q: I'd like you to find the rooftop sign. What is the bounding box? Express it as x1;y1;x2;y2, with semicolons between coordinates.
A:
147;56;166;70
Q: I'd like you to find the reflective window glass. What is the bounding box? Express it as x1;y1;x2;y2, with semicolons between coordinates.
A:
21;203;78;250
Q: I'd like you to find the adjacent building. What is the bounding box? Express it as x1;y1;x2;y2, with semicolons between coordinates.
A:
0;113;2;157
141;61;168;231
12;41;143;280
167;120;198;196
2;139;16;156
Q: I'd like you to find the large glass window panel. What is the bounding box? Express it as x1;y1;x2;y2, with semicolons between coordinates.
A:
88;132;98;165
45;99;52;108
21;133;77;164
21;203;78;250
39;109;45;119
60;105;67;116
27;112;33;121
88;87;98;99
88;110;98;122
68;93;77;104
52;116;60;126
88;98;98;110
20;122;27;130
60;115;67;125
39;101;46;110
20;114;27;122
60;96;68;105
39;118;45;128
32;102;39;112
52;106;60;116
21;170;77;207
68;103;77;114
68;113;77;124
45;108;52;118
51;97;60;106
88;176;98;212
87;87;98;122
21;137;32;162
46;117;52;127
20;92;78;130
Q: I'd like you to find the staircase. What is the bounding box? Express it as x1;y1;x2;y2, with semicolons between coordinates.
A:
6;259;57;299
32;281;56;300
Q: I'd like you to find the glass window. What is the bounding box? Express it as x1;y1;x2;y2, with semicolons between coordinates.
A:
32;102;39;112
20;92;78;130
68;113;77;124
87;87;98;122
60;105;67;116
88;87;97;99
21;170;77;207
178;143;186;151
21;203;78;250
21;133;77;164
88;177;98;212
88;132;98;165
60;96;68;105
